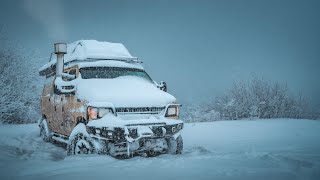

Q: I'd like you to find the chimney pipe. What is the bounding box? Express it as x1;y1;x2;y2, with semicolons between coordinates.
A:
54;43;67;77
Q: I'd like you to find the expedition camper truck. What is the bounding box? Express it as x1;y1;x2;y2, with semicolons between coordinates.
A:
38;40;183;157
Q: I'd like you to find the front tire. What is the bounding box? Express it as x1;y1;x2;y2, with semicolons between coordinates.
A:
67;133;95;155
39;119;51;142
166;135;183;154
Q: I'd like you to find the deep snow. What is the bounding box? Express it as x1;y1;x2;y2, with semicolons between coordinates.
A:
0;119;319;180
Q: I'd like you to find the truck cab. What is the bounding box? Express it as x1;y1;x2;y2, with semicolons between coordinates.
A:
39;40;183;157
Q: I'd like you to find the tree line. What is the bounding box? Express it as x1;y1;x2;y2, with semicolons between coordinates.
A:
182;78;318;122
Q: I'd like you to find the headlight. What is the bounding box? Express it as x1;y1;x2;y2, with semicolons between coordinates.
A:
89;107;98;120
165;104;180;119
88;106;113;120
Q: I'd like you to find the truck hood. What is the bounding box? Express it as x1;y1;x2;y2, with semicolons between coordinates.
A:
76;76;176;107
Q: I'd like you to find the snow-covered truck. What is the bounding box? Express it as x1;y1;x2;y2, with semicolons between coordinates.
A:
38;40;183;158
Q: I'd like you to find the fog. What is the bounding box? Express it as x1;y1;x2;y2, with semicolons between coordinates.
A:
1;0;320;107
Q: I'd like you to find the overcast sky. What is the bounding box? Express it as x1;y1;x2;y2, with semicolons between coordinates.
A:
1;0;319;106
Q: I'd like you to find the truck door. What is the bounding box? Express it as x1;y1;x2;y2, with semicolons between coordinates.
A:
45;77;64;135
62;67;79;136
42;76;55;131
53;93;65;135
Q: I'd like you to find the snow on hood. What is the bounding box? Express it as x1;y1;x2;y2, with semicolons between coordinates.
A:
76;76;176;108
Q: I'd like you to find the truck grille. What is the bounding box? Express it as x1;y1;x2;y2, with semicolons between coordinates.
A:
115;107;165;114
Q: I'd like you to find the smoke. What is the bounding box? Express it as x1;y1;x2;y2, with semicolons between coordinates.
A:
23;0;67;42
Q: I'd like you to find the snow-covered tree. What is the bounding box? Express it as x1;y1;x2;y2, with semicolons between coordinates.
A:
213;78;312;120
0;32;43;123
181;103;220;122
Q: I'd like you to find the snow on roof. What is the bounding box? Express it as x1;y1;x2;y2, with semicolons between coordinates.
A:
65;40;137;61
39;40;139;73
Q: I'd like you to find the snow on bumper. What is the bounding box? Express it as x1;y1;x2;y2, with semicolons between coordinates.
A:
86;122;183;143
86;114;183;144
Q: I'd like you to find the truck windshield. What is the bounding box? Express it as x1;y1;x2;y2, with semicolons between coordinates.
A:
80;67;153;82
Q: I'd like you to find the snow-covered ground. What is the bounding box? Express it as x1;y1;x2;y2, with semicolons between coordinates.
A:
0;119;319;180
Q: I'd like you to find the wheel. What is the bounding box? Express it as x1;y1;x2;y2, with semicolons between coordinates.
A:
39;119;51;142
166;135;183;154
67;133;95;155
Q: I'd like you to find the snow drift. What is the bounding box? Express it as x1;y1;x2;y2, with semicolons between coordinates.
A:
0;119;319;180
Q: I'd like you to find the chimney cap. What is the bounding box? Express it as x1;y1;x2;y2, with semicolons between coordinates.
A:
54;43;67;54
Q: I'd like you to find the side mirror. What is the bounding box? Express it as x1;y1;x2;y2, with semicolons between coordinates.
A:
159;81;167;92
54;77;76;94
62;72;76;81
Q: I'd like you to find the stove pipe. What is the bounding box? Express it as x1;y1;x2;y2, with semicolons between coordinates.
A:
54;43;67;77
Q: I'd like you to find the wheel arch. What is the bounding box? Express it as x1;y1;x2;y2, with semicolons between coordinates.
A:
76;116;87;125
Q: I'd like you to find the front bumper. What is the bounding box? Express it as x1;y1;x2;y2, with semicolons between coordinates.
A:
86;123;183;144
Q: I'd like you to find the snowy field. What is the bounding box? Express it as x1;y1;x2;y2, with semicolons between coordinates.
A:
0;119;319;180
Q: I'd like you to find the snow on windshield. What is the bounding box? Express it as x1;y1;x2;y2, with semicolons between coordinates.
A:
79;67;153;82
